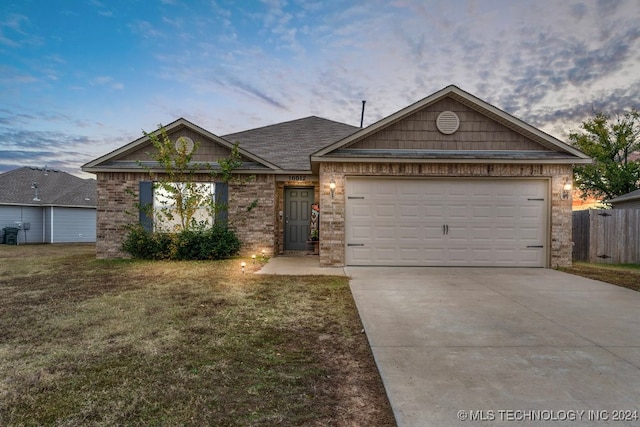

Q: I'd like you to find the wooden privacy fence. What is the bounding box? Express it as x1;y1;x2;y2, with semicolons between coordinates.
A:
572;209;640;263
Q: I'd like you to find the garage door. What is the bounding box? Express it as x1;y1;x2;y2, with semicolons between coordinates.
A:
345;178;548;267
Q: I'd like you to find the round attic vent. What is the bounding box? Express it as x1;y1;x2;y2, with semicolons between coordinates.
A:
175;136;194;153
436;111;460;135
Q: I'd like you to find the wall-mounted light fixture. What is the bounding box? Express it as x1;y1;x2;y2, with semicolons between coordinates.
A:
329;176;336;199
241;261;246;274
561;178;572;200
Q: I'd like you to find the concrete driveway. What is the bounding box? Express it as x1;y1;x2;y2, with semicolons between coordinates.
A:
346;267;640;426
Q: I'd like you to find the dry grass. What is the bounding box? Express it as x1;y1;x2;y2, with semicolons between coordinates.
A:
0;244;395;426
559;262;640;292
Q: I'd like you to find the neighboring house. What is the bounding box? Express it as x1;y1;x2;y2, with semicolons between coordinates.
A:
0;167;97;244
82;85;590;267
609;189;640;209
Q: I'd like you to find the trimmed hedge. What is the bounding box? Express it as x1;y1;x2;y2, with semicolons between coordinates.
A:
122;225;241;260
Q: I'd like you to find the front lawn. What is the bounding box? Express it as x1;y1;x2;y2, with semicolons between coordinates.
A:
559;262;640;292
0;244;395;426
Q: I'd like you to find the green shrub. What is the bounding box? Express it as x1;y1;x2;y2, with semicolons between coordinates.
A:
122;224;241;260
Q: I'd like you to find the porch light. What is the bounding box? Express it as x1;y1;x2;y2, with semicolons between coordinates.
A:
562;179;572;200
241;261;246;274
329;176;336;199
252;254;256;264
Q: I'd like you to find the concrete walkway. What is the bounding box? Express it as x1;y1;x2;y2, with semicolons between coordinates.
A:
255;255;346;276
347;267;640;426
256;258;640;426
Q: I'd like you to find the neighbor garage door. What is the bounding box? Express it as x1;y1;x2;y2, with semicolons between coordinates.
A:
345;178;548;267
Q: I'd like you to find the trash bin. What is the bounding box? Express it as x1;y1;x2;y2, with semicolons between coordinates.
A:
3;227;18;245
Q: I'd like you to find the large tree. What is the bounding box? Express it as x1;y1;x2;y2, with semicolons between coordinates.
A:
569;110;640;203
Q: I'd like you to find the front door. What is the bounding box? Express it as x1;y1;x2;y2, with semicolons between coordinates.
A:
284;187;314;251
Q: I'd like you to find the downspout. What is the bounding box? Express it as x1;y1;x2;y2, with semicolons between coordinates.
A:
42;208;45;242
50;207;54;243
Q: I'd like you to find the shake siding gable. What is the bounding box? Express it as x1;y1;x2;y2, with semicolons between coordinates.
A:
347;98;548;151
120;129;232;162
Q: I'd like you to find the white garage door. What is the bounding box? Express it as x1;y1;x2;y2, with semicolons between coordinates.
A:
345;178;548;267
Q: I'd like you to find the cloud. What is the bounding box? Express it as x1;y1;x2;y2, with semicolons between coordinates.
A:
596;0;623;16
0;65;38;84
0;13;42;47
0;126;114;176
215;75;289;110
90;75;124;90
128;20;165;38
2;0;640;177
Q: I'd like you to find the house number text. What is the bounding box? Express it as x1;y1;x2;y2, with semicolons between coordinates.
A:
276;175;316;182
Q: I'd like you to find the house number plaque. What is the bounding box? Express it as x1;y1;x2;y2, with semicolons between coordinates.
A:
276;175;316;182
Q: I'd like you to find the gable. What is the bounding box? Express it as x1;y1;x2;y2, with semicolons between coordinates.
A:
82;118;279;173
348;97;549;152
312;85;591;165
119;127;233;163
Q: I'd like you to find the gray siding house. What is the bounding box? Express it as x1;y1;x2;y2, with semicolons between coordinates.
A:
0;167;97;244
609;189;640;209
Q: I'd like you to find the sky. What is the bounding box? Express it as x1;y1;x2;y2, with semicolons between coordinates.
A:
1;0;640;178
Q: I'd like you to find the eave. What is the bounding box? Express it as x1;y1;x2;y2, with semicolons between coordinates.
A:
312;149;591;167
313;156;591;165
0;202;96;209
83;161;315;175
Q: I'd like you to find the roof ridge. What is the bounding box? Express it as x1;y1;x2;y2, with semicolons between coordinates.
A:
223;115;357;136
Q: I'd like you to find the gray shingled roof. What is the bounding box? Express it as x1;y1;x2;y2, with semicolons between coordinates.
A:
223;116;359;170
609;188;640;204
0;167;96;207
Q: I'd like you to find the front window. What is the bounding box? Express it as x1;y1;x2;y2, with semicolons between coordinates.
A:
153;182;215;232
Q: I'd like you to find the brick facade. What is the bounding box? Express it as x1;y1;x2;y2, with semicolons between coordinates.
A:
97;163;573;267
95;172;148;259
228;174;277;256
95;172;280;259
318;162;573;268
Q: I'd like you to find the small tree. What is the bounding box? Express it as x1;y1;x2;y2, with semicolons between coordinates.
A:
569;110;640;203
123;125;249;260
140;127;243;231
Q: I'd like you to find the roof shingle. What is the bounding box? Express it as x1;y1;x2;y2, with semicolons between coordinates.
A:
223;116;359;170
0;167;96;207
